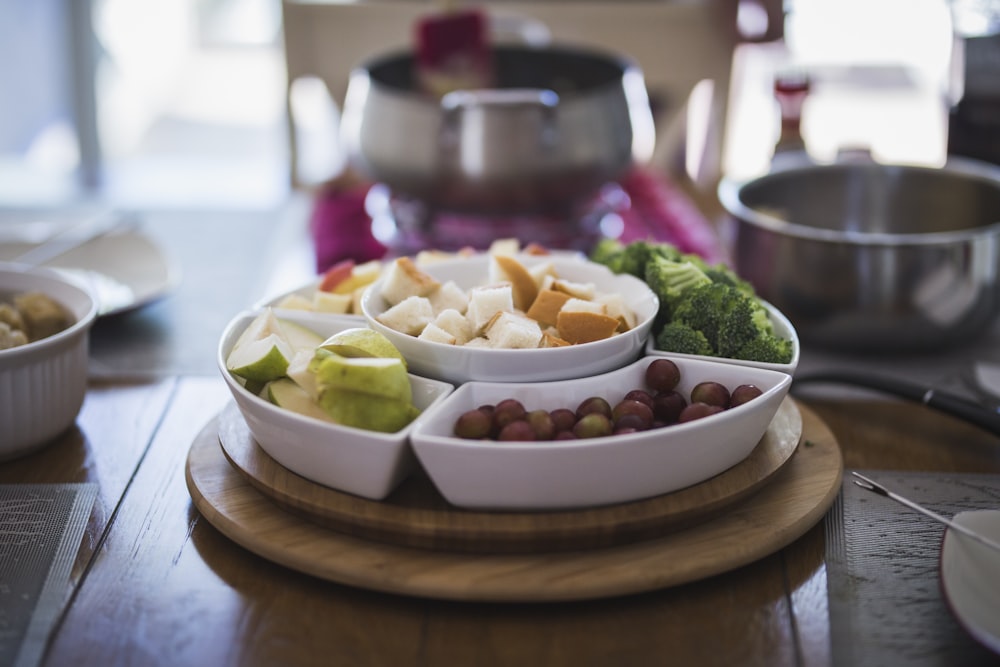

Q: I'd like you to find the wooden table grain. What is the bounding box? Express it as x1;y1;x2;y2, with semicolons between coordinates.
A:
2;377;992;667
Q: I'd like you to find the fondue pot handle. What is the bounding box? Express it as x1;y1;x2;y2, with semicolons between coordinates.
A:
793;370;1000;437
439;89;561;151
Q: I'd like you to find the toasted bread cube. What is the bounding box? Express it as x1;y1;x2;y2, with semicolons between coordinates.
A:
540;331;572;348
525;289;572;327
417;322;457;345
490;254;538;311
379;257;440;306
311;291;352;314
556;310;621;344
552;279;597;301
560;297;605;315
527;261;557;287
414;249;455;265
428;280;468;315
431;308;475;345
595;293;636;332
376;295;435;336
466;283;514;331
483;311;543;349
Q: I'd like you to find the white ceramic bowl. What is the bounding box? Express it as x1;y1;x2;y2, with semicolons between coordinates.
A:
260;276;367;325
645;300;800;375
0;263;98;459
361;254;659;384
409;355;792;510
218;310;455;500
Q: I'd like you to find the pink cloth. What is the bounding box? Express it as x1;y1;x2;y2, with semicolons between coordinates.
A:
309;166;724;273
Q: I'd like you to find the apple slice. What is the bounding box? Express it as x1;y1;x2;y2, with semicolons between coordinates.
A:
318;259;355;292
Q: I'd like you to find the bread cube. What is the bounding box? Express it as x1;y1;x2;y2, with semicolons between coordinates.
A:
417;322;457;345
431;308;475;345
466;283;514;331
376;295;435;336
483;311;543;349
525;288;571;327
428;280;468;315
379;257;440;306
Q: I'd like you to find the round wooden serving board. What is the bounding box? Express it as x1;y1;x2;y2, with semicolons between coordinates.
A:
216;398;804;553
186;399;843;602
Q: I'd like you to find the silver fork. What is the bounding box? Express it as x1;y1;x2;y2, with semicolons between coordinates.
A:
852;471;1000;553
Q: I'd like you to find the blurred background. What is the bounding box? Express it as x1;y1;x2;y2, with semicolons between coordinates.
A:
0;0;989;213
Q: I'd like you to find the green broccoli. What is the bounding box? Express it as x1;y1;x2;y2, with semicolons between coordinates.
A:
655;322;713;356
589;239;793;364
589;238;626;273
643;255;712;317
735;334;794;365
671;282;793;364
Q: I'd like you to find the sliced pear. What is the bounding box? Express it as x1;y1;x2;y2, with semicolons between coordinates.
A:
267;378;335;423
232;308;283;350
277;318;324;351
286;349;321;400
226;333;294;382
312;354;411;403
319;327;406;366
317;388;420;433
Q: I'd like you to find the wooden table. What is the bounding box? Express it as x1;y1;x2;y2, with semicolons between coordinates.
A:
4;206;1000;666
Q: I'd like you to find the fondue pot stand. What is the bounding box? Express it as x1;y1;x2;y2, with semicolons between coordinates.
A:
339;44;656;217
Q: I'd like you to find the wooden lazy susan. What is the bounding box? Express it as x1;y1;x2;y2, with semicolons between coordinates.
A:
186;397;843;602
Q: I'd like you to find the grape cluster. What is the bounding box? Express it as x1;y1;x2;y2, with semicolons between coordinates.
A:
451;359;764;441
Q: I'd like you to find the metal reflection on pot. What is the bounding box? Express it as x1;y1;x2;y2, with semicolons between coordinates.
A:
719;157;1000;352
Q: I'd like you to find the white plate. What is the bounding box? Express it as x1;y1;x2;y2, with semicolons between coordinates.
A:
940;510;1000;655
0;228;180;316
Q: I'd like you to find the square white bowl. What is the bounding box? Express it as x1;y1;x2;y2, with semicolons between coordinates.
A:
645;300;800;375
361;253;659;384
409;355;792;510
0;263;98;459
218;309;455;500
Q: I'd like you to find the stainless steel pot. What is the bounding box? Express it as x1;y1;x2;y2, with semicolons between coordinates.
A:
719;158;1000;352
339;45;655;215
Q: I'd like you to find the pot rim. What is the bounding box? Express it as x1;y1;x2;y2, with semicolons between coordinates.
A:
349;43;646;105
718;157;1000;246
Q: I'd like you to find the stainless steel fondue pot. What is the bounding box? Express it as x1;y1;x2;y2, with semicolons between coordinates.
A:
339;45;656;215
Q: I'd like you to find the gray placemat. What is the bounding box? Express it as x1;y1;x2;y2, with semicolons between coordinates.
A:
0;483;98;667
825;471;1000;666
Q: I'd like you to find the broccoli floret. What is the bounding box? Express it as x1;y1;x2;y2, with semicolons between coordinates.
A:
671;282;740;349
618;240;658;278
655;322;714;356
667;282;793;364
589;238;626;273
644;255;712;317
735;334;794;365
